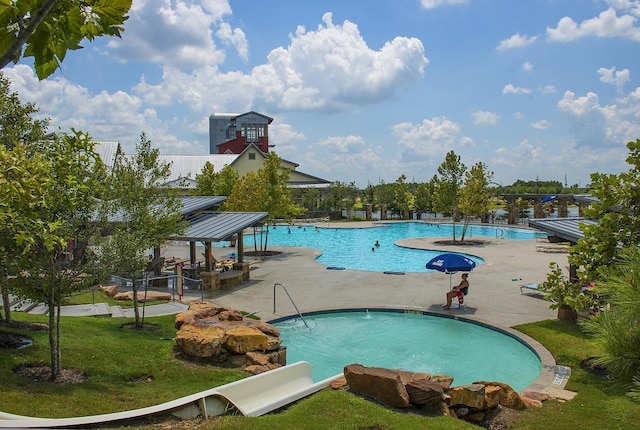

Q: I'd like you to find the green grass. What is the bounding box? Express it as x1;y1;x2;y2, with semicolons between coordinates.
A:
508;320;640;430
63;288;171;308
1;314;638;429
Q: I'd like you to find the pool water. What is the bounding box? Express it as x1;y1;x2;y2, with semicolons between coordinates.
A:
272;310;542;391
237;222;543;272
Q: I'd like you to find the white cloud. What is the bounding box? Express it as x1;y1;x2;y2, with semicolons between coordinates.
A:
459;136;475;146
547;7;640;42
530;120;551;129
557;88;640;147
106;0;236;69
522;62;533;72
392;117;460;162
472;110;500;125
496;33;539;52
132;12;428;114
216;22;249;60
301;135;385;183
598;66;631;91
502;84;532;94
3;65;200;154
420;0;468;9
538;85;557;94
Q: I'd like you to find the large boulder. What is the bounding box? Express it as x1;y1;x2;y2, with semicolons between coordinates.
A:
344;364;410;408
223;326;268;354
473;381;526;410
448;384;486;409
405;379;445;405
175;323;226;358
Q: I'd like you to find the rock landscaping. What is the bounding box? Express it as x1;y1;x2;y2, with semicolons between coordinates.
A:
339;364;552;424
174;302;285;374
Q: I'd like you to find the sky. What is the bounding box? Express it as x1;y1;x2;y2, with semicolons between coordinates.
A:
4;0;640;188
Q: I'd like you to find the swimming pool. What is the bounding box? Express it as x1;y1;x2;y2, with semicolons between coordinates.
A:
271;309;542;391
238;222;543;273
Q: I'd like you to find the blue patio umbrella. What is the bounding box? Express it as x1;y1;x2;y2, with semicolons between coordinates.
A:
541;195;557;204
425;253;476;289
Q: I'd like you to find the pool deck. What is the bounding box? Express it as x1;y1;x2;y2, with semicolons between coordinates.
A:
170;223;565;328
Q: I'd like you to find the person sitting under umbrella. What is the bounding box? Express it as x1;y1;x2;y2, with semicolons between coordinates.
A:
443;273;469;310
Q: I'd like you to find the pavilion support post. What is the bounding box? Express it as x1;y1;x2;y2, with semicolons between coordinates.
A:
189;241;196;265
237;231;244;263
204;242;212;271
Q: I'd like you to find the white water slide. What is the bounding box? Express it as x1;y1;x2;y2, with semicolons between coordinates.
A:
0;361;340;428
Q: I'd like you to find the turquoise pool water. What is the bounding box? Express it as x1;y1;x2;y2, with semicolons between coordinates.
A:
238;222;543;273
271;310;542;391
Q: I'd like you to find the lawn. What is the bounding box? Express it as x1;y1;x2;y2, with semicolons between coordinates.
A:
1;312;638;429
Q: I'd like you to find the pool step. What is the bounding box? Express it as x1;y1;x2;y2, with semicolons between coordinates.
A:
541;365;576;400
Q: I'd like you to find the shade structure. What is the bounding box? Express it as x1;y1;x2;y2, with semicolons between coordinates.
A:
541;195;557;204
425;253;476;289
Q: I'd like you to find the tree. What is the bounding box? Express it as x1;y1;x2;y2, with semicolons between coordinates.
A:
96;133;187;328
0;72;50;323
413;181;434;219
193;162;239;199
17;130;105;379
431;151;466;241
570;139;640;281
393;174;414;220
0;0;132;79
0;143;50;324
458;162;493;240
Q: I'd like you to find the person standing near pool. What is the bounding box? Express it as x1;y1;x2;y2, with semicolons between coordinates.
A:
443;273;469;310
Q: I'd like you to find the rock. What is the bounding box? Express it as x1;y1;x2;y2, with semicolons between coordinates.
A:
330;376;348;390
175;323;225;358
174;310;197;329
218;309;244;321
466;411;487;422
397;370;431;385
344;364;410;408
473;381;526;410
448;384;486;409
430;374;454;389
405;379;445;405
483;384;501;409
521;396;543;408
188;302;225;318
520;391;550;402
246;351;270;366
251;321;280;337
265;335;283;351
223;326;268;354
100;284;118;297
111;290;171;302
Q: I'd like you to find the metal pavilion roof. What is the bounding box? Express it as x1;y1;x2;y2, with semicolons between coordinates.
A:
179;196;226;216
528;217;599;244
171;211;268;242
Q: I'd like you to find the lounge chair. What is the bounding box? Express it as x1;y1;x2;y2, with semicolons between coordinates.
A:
520;283;540;295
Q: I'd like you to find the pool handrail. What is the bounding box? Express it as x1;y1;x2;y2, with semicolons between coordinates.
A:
273;283;309;328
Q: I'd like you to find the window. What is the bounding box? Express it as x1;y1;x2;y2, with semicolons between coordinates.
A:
248;152;256;160
241;124;267;143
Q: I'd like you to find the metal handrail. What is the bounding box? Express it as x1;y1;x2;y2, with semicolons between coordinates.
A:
273;283;309;328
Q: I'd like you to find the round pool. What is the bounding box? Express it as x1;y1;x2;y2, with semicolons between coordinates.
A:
234;222;542;272
271;309;542;391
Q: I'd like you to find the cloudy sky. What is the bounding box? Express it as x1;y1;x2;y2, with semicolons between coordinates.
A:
5;0;640;187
